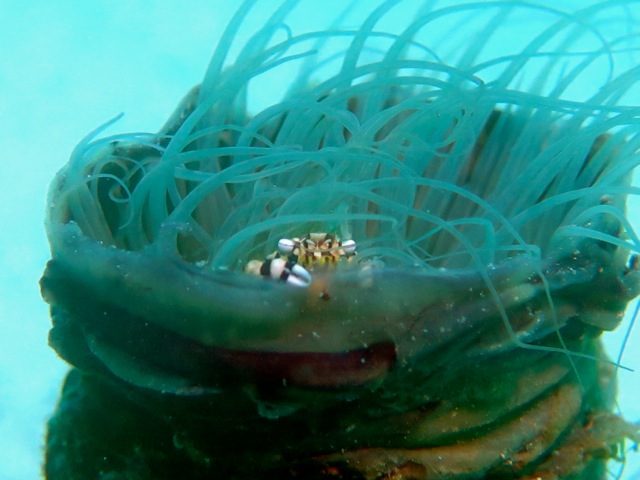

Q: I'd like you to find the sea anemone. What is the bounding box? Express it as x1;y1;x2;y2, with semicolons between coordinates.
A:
41;1;640;478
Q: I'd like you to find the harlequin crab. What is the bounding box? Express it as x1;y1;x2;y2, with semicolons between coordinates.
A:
244;233;357;287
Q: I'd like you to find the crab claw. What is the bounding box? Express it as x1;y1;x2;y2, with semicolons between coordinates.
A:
287;263;312;287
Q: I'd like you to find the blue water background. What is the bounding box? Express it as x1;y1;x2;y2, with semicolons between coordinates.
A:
1;1;638;478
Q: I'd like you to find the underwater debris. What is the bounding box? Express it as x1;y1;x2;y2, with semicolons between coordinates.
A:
41;0;640;478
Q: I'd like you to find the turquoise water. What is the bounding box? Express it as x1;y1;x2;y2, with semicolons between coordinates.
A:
1;3;229;478
2;1;639;478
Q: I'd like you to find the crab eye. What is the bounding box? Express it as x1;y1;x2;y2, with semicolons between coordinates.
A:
278;238;295;254
342;239;357;255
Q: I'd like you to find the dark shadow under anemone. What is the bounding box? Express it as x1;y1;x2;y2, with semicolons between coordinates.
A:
41;1;640;478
